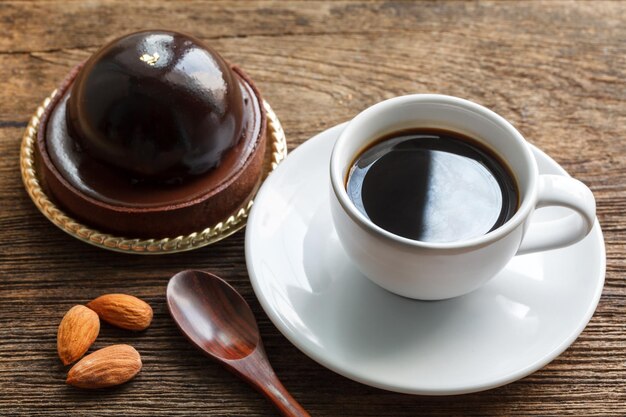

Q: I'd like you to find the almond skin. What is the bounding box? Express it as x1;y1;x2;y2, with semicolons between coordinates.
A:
57;305;100;365
66;344;142;389
87;294;153;331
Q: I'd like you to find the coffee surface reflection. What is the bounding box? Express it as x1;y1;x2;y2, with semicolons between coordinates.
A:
346;129;518;243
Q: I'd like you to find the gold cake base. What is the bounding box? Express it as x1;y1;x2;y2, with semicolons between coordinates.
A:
20;91;287;254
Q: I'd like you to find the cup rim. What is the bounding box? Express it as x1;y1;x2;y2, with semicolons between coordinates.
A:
330;94;539;250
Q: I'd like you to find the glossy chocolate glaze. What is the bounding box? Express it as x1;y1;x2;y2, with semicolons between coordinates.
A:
66;30;244;181
46;65;262;208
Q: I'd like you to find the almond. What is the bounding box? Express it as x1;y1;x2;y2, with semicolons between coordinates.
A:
87;294;153;331
57;305;100;365
66;344;142;389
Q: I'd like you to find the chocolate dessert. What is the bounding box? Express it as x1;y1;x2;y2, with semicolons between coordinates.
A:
35;30;267;238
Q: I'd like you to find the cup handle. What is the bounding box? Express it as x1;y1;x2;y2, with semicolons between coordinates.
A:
516;175;596;255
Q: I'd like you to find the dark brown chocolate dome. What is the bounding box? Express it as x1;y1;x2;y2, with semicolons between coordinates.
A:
66;30;244;182
36;30;268;238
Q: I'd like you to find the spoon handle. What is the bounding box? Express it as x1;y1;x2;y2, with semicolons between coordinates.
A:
256;373;310;417
235;348;310;417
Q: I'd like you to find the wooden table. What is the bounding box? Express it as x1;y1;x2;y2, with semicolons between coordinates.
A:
1;1;624;415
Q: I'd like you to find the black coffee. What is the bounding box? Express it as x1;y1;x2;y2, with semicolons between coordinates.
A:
346;129;518;243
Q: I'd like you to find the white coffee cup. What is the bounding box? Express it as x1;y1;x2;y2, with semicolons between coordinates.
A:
329;94;596;300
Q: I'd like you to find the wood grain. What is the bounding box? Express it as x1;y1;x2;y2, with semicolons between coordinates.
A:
0;1;624;415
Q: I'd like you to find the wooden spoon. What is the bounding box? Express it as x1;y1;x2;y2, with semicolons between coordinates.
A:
167;270;310;417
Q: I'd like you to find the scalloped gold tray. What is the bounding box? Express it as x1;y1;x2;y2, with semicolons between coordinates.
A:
20;91;287;254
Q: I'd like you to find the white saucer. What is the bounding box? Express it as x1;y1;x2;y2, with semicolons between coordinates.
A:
245;123;605;395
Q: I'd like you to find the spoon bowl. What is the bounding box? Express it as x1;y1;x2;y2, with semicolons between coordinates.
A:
167;270;258;360
167;270;309;417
